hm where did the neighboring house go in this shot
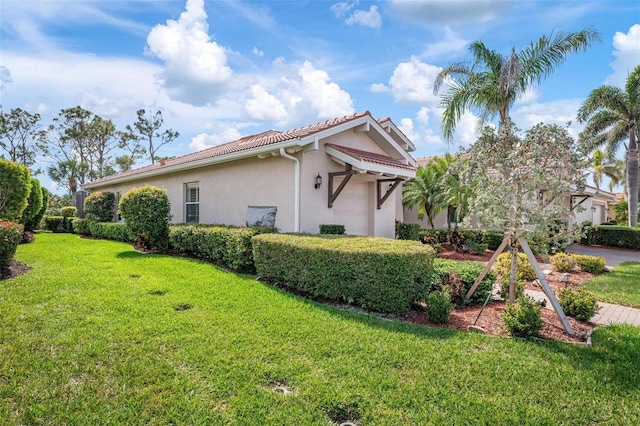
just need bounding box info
[405,156,616,230]
[83,111,417,239]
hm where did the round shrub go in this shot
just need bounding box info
[557,287,599,322]
[502,296,543,338]
[495,252,536,283]
[19,178,43,230]
[23,187,48,231]
[426,288,453,324]
[550,252,577,273]
[572,254,606,274]
[0,221,23,276]
[84,191,115,222]
[0,159,31,221]
[500,280,525,300]
[119,185,172,251]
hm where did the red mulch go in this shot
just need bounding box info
[0,259,32,280]
[407,244,597,344]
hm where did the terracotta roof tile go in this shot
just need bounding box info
[325,143,416,171]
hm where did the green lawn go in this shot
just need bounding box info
[582,262,640,308]
[2,233,640,425]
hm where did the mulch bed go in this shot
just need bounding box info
[0,259,32,280]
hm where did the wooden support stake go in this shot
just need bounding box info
[518,236,575,336]
[465,236,510,300]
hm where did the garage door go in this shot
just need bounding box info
[332,180,370,236]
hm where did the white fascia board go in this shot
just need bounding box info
[298,115,371,147]
[368,119,417,166]
[325,145,416,179]
[84,139,304,189]
[379,120,416,152]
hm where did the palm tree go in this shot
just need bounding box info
[577,65,640,226]
[591,148,625,191]
[402,162,447,229]
[434,27,600,141]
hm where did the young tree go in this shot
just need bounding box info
[0,107,46,175]
[463,122,586,302]
[434,27,600,140]
[125,109,178,164]
[577,65,640,226]
[402,161,447,229]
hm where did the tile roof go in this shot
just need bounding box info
[325,143,416,171]
[85,111,373,187]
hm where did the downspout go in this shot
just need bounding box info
[280,147,300,232]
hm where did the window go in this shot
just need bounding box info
[185,182,199,224]
[448,205,458,224]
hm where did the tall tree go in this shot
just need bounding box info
[125,109,178,164]
[577,65,640,226]
[85,115,118,179]
[0,107,46,175]
[434,27,600,140]
[591,148,624,191]
[402,161,447,229]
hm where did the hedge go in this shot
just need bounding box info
[119,186,171,251]
[84,191,115,222]
[169,224,278,273]
[592,225,640,250]
[0,221,23,276]
[418,229,505,251]
[89,221,135,242]
[252,234,435,314]
[319,224,345,235]
[431,258,496,307]
[43,216,65,233]
[397,223,421,241]
[71,218,92,236]
[0,159,31,222]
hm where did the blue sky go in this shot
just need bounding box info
[1,0,638,194]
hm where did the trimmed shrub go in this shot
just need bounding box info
[23,187,48,231]
[319,224,345,235]
[84,191,115,222]
[426,288,453,324]
[572,254,607,274]
[419,229,449,244]
[473,243,488,255]
[430,258,496,307]
[168,224,277,273]
[592,225,640,250]
[19,178,43,230]
[502,296,543,338]
[252,234,435,314]
[494,252,536,283]
[0,221,23,276]
[579,221,594,245]
[43,216,65,233]
[71,218,92,236]
[482,231,505,251]
[550,253,577,273]
[0,159,31,221]
[119,186,171,251]
[557,287,599,322]
[397,223,421,241]
[60,206,77,233]
[89,221,135,242]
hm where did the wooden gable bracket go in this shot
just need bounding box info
[377,178,402,210]
[570,194,592,211]
[328,164,357,208]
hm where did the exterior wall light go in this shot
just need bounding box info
[315,173,322,189]
[592,206,597,212]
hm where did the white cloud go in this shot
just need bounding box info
[189,126,243,151]
[388,0,506,26]
[146,0,233,105]
[515,87,540,105]
[298,61,354,118]
[346,6,382,29]
[330,2,355,18]
[607,24,640,88]
[422,26,468,59]
[386,56,442,103]
[369,82,389,93]
[512,99,583,139]
[0,66,11,93]
[245,85,288,123]
[398,108,444,150]
[252,46,264,57]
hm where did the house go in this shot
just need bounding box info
[83,111,417,239]
[404,156,617,230]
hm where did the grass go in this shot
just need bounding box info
[1,233,640,424]
[582,262,640,308]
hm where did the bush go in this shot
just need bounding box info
[59,206,78,233]
[432,258,496,307]
[23,187,48,231]
[0,159,31,222]
[494,252,536,283]
[252,234,435,314]
[592,225,640,250]
[502,296,543,338]
[473,243,488,255]
[419,229,449,244]
[319,224,345,235]
[19,178,43,230]
[499,280,526,301]
[169,224,277,273]
[482,231,505,250]
[119,186,172,251]
[579,221,594,245]
[0,221,23,276]
[84,191,115,222]
[43,216,65,233]
[572,254,607,274]
[550,253,577,273]
[89,221,135,242]
[71,218,92,236]
[557,287,599,322]
[397,223,421,241]
[426,288,453,324]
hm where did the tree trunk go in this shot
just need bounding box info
[627,129,638,227]
[509,233,518,303]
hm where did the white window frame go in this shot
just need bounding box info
[185,182,200,224]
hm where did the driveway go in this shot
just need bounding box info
[566,244,640,267]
